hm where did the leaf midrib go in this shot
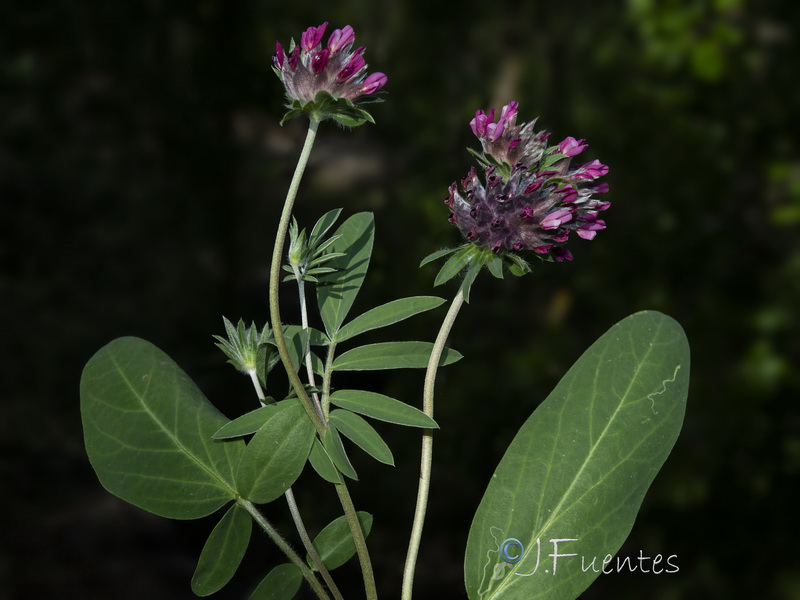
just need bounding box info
[488,322,663,599]
[109,350,237,498]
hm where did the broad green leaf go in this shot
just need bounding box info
[324,423,357,480]
[213,403,278,439]
[237,403,315,503]
[465,311,690,600]
[191,503,252,596]
[329,390,438,428]
[308,438,342,484]
[332,341,462,371]
[330,409,394,466]
[335,296,446,342]
[316,213,375,337]
[307,512,373,571]
[249,563,302,600]
[80,337,244,519]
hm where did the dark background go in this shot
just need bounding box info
[3,1,799,598]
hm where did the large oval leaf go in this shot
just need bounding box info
[236,402,316,504]
[465,311,690,600]
[191,503,252,596]
[80,337,245,519]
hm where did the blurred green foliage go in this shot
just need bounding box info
[3,0,799,598]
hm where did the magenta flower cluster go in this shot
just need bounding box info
[447,102,610,262]
[273,22,387,104]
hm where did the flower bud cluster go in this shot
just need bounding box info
[448,102,610,262]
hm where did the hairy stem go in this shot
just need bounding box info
[248,369,267,406]
[247,373,342,600]
[269,117,326,434]
[269,116,377,600]
[294,272,324,417]
[295,272,375,599]
[284,488,345,600]
[238,499,330,600]
[321,340,337,420]
[401,289,465,600]
[335,481,377,599]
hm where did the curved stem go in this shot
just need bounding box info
[296,273,375,599]
[247,371,342,600]
[285,488,345,600]
[238,499,330,600]
[335,481,378,600]
[269,117,327,435]
[401,289,465,600]
[268,117,377,600]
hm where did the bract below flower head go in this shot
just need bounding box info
[273,22,387,126]
[446,143,610,262]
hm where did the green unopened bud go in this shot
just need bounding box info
[287,218,308,269]
[213,317,276,389]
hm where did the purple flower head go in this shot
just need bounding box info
[470,101,548,169]
[273,22,387,106]
[448,106,610,262]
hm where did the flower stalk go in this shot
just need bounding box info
[269,115,378,600]
[238,499,331,600]
[268,117,326,432]
[246,365,342,600]
[402,288,466,600]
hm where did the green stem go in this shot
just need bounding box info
[248,369,267,406]
[238,499,331,600]
[295,271,375,600]
[247,372,342,600]
[401,289,465,600]
[321,340,337,420]
[270,118,377,599]
[268,117,326,435]
[294,272,324,417]
[335,481,378,600]
[285,488,345,600]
